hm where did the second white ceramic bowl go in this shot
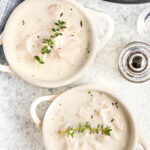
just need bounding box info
[30,85,149,150]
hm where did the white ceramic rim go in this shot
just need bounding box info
[41,85,137,150]
[2,0,98,88]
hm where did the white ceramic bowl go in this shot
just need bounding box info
[0,0,114,88]
[30,85,149,150]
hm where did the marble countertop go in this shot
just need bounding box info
[0,0,150,149]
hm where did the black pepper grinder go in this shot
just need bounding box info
[118,42,150,82]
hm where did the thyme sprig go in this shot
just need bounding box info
[34,20,67,67]
[58,122,112,138]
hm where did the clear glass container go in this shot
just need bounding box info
[137,8,150,41]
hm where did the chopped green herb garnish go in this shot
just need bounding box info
[22,20,25,25]
[34,56,45,64]
[60,13,63,17]
[58,122,112,138]
[111,119,115,122]
[34,20,67,66]
[80,20,83,27]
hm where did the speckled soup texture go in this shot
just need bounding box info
[0,0,150,150]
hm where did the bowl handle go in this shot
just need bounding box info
[138,132,149,150]
[30,95,58,130]
[0,33,14,74]
[85,8,114,51]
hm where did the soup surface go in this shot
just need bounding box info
[45,89,130,150]
[9,0,90,82]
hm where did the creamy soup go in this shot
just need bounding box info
[45,89,131,150]
[10,0,90,82]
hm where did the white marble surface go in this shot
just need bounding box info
[0,0,150,149]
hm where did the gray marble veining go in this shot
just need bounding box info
[0,0,150,149]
